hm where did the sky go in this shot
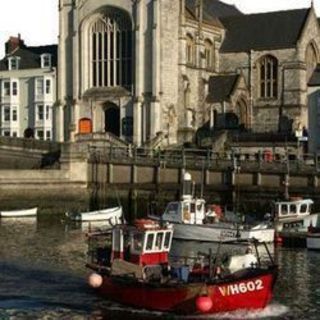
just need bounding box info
[0,0,319,58]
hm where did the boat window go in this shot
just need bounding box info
[281,204,288,215]
[190,203,196,213]
[166,202,179,214]
[300,204,308,213]
[145,233,154,251]
[164,232,171,249]
[155,232,164,250]
[289,204,297,214]
[133,233,143,252]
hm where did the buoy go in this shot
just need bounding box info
[275,235,283,245]
[195,295,213,313]
[88,273,103,288]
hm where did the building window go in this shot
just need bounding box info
[259,55,278,99]
[204,39,214,69]
[12,81,18,96]
[3,81,10,96]
[12,107,18,121]
[46,130,51,140]
[45,79,51,94]
[8,57,20,70]
[37,104,44,120]
[90,9,132,88]
[41,54,52,68]
[36,78,44,95]
[37,130,44,140]
[45,105,51,120]
[12,131,18,137]
[3,106,10,121]
[186,34,195,65]
[3,131,10,137]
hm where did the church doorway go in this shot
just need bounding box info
[104,102,120,136]
[236,97,249,130]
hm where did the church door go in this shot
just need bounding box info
[104,102,120,136]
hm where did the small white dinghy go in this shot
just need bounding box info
[0,207,38,217]
[66,206,123,223]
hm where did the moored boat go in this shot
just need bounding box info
[150,172,274,243]
[273,198,319,232]
[66,206,123,223]
[86,219,277,314]
[0,207,38,217]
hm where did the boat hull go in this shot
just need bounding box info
[276,213,320,232]
[67,206,122,222]
[172,223,275,243]
[0,207,38,217]
[95,269,276,314]
[306,233,320,250]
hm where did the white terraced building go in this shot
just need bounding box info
[0,35,57,140]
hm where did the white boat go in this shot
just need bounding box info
[0,207,38,217]
[150,172,274,243]
[273,198,320,232]
[66,206,123,223]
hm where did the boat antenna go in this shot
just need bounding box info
[200,160,204,199]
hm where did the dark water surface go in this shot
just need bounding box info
[0,215,319,319]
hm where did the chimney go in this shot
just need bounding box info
[5,34,25,55]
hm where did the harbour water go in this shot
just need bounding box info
[0,214,319,319]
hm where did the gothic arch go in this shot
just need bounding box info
[306,41,319,81]
[257,54,278,99]
[104,101,120,136]
[236,96,250,129]
[80,6,133,91]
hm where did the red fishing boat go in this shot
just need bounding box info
[86,219,277,314]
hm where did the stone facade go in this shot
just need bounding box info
[57,0,320,148]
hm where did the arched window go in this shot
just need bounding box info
[90,9,132,89]
[306,42,318,81]
[204,39,214,69]
[186,34,195,65]
[258,55,278,99]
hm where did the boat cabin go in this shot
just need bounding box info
[273,198,313,221]
[162,198,206,224]
[111,220,173,266]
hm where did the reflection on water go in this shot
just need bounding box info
[0,216,319,319]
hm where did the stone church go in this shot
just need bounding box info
[56,0,320,149]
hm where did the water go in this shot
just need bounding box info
[0,215,319,319]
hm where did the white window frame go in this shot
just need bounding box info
[3,81,10,96]
[37,104,44,121]
[45,105,51,120]
[41,54,52,68]
[8,56,20,70]
[36,78,44,95]
[37,129,44,140]
[12,106,18,122]
[45,79,51,94]
[46,130,51,140]
[12,81,18,96]
[3,105,10,122]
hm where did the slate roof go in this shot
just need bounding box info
[308,64,320,86]
[186,0,242,22]
[220,8,310,53]
[0,44,57,71]
[206,74,239,103]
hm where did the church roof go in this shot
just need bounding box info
[0,44,57,71]
[308,64,320,86]
[186,0,242,19]
[220,8,310,53]
[206,74,239,103]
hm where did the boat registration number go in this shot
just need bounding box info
[218,279,264,296]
